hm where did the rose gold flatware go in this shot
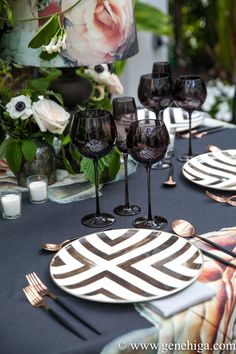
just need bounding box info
[23,285,85,339]
[206,190,228,203]
[163,162,176,187]
[172,219,236,259]
[177,126,225,139]
[26,272,101,334]
[207,144,221,152]
[206,190,236,206]
[42,227,112,251]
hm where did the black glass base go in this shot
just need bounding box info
[177,153,196,162]
[151,160,170,170]
[132,216,167,230]
[81,213,116,228]
[114,205,141,216]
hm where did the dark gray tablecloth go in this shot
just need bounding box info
[0,127,235,354]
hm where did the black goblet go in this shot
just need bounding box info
[127,119,170,230]
[138,73,173,121]
[151,61,172,170]
[112,96,141,216]
[70,109,116,228]
[152,61,171,76]
[174,75,207,162]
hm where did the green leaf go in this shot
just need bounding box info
[80,158,95,184]
[80,149,121,184]
[39,51,59,61]
[135,3,172,36]
[5,142,22,175]
[61,145,75,174]
[0,139,8,159]
[21,140,36,163]
[101,149,121,182]
[69,144,82,161]
[28,14,60,49]
[43,133,54,146]
[46,90,64,106]
[61,134,71,146]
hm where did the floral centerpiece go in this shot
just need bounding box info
[0,62,123,185]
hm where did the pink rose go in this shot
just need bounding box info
[62,0,136,65]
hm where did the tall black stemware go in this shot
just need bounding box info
[138,73,173,121]
[113,97,141,216]
[174,75,207,162]
[127,119,170,230]
[152,61,172,169]
[70,109,116,228]
[152,61,171,76]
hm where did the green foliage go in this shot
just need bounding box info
[21,139,36,163]
[80,149,121,185]
[5,140,22,174]
[28,14,60,48]
[135,2,172,36]
[0,0,14,28]
[215,0,236,81]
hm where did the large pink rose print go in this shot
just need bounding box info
[62,0,138,65]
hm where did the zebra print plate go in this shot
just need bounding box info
[50,229,203,303]
[183,150,236,191]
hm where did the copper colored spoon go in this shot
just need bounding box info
[172,219,236,258]
[207,145,221,153]
[42,227,112,252]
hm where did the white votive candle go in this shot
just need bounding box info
[1,192,21,219]
[29,181,47,202]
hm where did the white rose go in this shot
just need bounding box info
[32,99,70,134]
[6,95,32,120]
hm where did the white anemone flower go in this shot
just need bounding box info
[6,95,33,120]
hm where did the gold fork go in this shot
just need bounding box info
[26,272,101,334]
[23,285,85,339]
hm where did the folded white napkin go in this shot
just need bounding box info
[146,281,216,318]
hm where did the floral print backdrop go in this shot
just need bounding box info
[1,0,138,67]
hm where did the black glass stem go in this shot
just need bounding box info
[174,75,207,162]
[151,61,173,170]
[127,119,170,230]
[70,109,116,227]
[112,96,140,216]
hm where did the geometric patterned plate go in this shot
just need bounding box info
[50,229,203,303]
[182,149,236,191]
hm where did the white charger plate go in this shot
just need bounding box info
[182,150,236,191]
[50,228,203,303]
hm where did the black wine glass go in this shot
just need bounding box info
[112,97,141,216]
[127,119,170,230]
[174,75,207,162]
[138,73,173,121]
[152,61,172,170]
[152,61,171,76]
[70,109,116,228]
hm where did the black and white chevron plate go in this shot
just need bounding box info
[50,229,203,303]
[183,150,236,191]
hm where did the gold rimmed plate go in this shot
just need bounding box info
[182,149,236,191]
[50,229,203,303]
